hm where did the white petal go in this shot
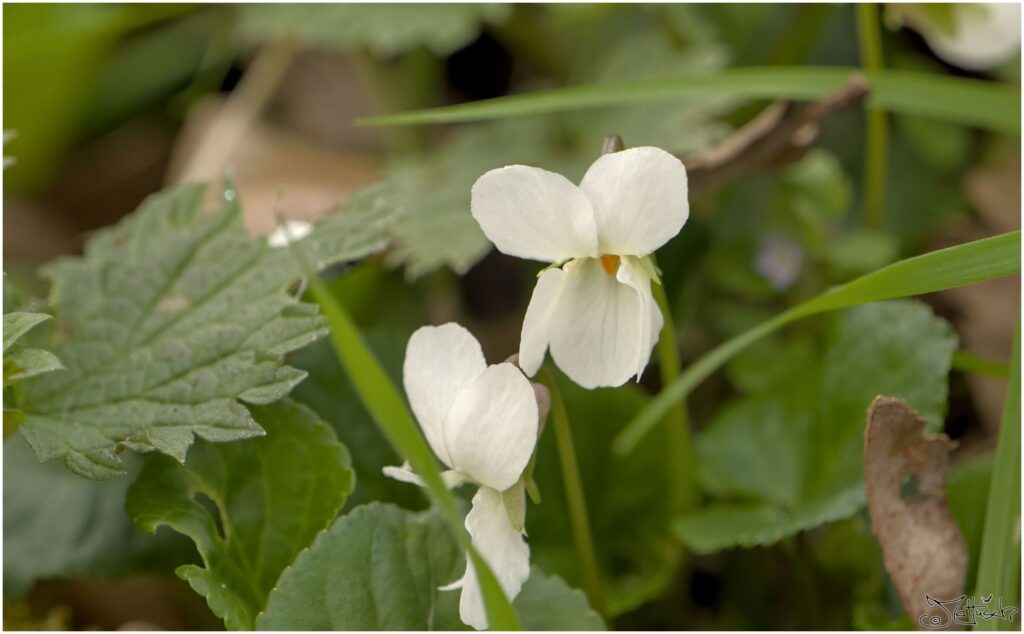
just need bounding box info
[404,324,487,467]
[267,220,313,248]
[617,256,664,381]
[919,4,1021,71]
[443,364,538,491]
[458,487,531,631]
[518,267,567,377]
[381,462,469,489]
[548,258,644,389]
[579,147,689,256]
[471,165,599,262]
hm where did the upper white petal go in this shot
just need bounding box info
[267,220,313,248]
[442,364,539,491]
[471,165,599,262]
[920,4,1021,71]
[547,258,644,389]
[579,147,689,256]
[458,486,531,631]
[403,323,487,467]
[518,267,567,377]
[616,256,664,381]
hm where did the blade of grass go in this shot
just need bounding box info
[952,350,1010,379]
[357,66,1019,135]
[614,231,1021,454]
[973,324,1020,630]
[306,272,521,630]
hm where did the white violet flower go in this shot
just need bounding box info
[267,219,313,248]
[471,146,689,389]
[890,3,1021,71]
[383,323,540,630]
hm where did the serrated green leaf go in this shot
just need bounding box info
[17,182,394,479]
[257,502,604,630]
[677,300,958,553]
[237,4,509,57]
[126,399,355,630]
[3,312,50,353]
[3,434,192,597]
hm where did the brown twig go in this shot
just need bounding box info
[681,74,870,197]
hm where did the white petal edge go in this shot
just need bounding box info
[518,267,567,377]
[921,4,1021,71]
[471,165,599,263]
[381,462,470,489]
[404,323,487,467]
[267,219,313,248]
[579,146,689,256]
[548,258,644,389]
[457,487,531,631]
[443,363,539,491]
[617,256,664,381]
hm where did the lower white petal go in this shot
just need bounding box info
[617,256,664,381]
[548,258,644,389]
[458,487,531,631]
[518,267,567,377]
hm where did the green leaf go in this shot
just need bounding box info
[947,456,994,588]
[17,182,394,479]
[257,503,604,630]
[974,326,1020,628]
[304,259,522,629]
[3,312,50,353]
[357,67,1020,135]
[3,434,192,597]
[236,4,509,57]
[615,231,1020,454]
[677,300,958,552]
[4,348,64,383]
[126,399,355,630]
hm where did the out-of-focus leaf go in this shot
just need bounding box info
[126,400,354,630]
[17,182,395,479]
[947,456,994,587]
[677,300,958,552]
[528,374,677,616]
[257,503,604,630]
[236,4,510,57]
[3,434,193,597]
[3,312,50,352]
[358,67,1020,135]
[4,348,64,383]
[863,397,965,627]
[824,229,899,280]
[617,231,1020,453]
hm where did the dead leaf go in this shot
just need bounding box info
[864,396,967,630]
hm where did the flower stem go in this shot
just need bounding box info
[856,3,888,230]
[651,281,697,514]
[539,367,607,618]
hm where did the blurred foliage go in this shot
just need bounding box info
[3,2,1020,631]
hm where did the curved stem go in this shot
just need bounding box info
[856,3,888,229]
[539,367,607,618]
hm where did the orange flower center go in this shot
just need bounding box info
[600,254,620,276]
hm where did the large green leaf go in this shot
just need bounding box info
[676,300,958,552]
[236,4,509,57]
[3,434,192,597]
[17,182,394,479]
[257,502,604,630]
[358,66,1020,135]
[615,231,1020,454]
[126,399,355,630]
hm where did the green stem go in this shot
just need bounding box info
[856,3,888,229]
[651,281,697,514]
[539,368,607,618]
[952,349,1011,379]
[973,324,1020,630]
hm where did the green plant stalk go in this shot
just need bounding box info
[973,324,1020,631]
[539,367,607,619]
[307,273,520,630]
[952,350,1011,378]
[615,230,1021,454]
[651,282,696,514]
[857,3,889,229]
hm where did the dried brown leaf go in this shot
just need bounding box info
[864,396,967,630]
